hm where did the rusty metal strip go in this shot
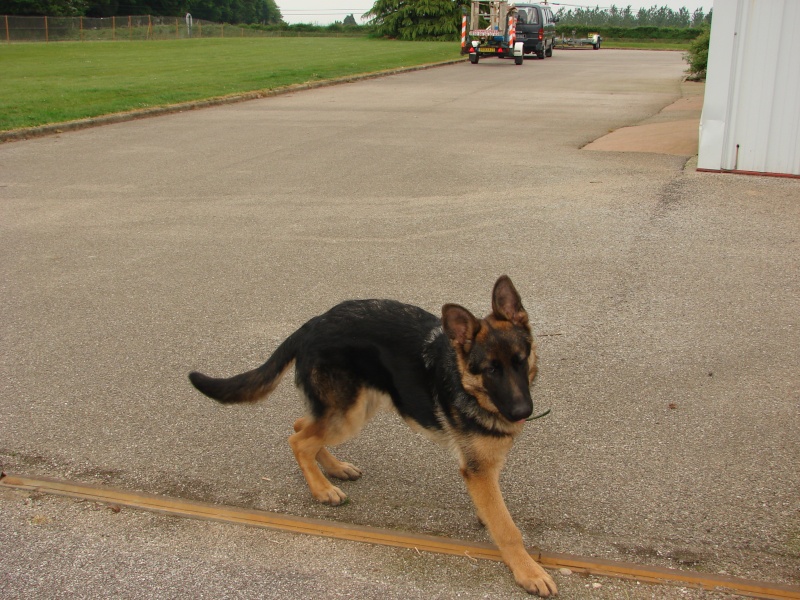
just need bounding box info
[2,472,798,600]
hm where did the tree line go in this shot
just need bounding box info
[364,2,709,41]
[557,5,710,28]
[5,1,710,35]
[3,0,283,24]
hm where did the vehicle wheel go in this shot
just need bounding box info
[469,53,479,64]
[593,41,600,50]
[545,42,553,57]
[515,55,523,65]
[537,46,545,59]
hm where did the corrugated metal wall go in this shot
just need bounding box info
[697,0,800,176]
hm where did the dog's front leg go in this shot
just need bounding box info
[461,467,557,597]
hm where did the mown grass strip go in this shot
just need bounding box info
[0,38,461,132]
[600,39,691,50]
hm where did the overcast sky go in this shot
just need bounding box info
[279,1,712,25]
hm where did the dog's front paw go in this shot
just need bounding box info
[515,566,558,597]
[312,485,349,506]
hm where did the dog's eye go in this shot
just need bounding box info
[485,361,502,375]
[512,354,527,366]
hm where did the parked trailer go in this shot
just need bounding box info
[461,0,525,65]
[556,30,602,50]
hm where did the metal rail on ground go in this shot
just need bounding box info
[1,472,798,600]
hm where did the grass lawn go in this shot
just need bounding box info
[0,38,462,131]
[601,39,691,51]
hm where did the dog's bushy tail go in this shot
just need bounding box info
[188,326,304,405]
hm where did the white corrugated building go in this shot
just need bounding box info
[697,0,800,177]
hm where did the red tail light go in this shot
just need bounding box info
[538,28,544,40]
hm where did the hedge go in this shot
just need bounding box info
[556,25,703,40]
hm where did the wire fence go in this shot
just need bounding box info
[1,15,362,43]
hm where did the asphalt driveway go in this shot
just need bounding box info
[1,49,798,598]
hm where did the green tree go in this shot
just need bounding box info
[5,0,89,16]
[4,0,284,23]
[184,0,282,23]
[85,0,119,18]
[555,4,708,29]
[260,0,281,24]
[684,23,710,79]
[364,0,465,40]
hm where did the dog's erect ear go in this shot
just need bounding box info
[442,304,480,353]
[492,275,529,326]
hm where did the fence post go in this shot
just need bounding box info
[221,23,224,38]
[112,15,115,40]
[45,16,48,42]
[148,14,152,39]
[129,15,132,41]
[5,15,9,44]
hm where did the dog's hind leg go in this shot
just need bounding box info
[289,417,350,505]
[293,417,363,481]
[289,386,380,505]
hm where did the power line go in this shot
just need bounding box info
[279,8,371,12]
[281,10,370,14]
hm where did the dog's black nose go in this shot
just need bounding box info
[508,401,533,422]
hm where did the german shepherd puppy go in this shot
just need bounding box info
[189,275,557,596]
